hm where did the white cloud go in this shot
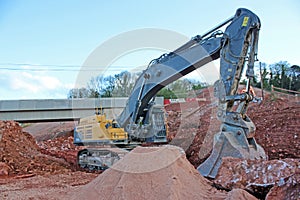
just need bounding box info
[10,72,63,92]
[11,75,40,92]
[0,70,75,100]
[35,75,62,90]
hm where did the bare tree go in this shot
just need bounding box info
[67,87,90,98]
[112,71,140,97]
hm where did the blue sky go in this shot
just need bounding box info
[0,0,299,99]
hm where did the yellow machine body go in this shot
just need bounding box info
[74,114,128,145]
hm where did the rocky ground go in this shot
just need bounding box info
[166,88,300,167]
[0,87,299,199]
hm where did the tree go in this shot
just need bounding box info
[87,76,105,98]
[112,71,139,97]
[157,88,176,99]
[268,61,300,92]
[157,78,207,99]
[68,74,116,98]
[67,87,90,98]
[289,65,300,91]
[253,62,271,90]
[269,61,288,89]
[167,79,191,98]
[101,75,115,97]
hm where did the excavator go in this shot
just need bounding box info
[74,8,266,178]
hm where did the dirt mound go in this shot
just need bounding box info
[166,87,220,167]
[24,122,82,170]
[0,121,71,176]
[24,122,75,142]
[68,145,230,200]
[226,189,258,200]
[248,94,300,160]
[165,88,300,168]
[38,135,83,169]
[163,88,299,199]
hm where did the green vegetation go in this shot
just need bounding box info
[67,61,299,99]
[253,61,299,93]
[157,79,206,99]
[68,70,207,99]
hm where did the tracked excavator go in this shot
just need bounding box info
[74,8,266,178]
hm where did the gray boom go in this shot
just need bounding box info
[118,8,257,130]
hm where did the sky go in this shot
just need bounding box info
[0,0,299,100]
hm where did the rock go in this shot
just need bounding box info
[214,157,299,197]
[225,189,258,200]
[0,162,11,176]
[38,134,82,169]
[266,173,300,200]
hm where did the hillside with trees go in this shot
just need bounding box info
[254,61,299,93]
[68,70,207,99]
[67,61,299,99]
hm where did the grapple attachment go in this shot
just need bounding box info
[198,80,267,178]
[197,124,266,178]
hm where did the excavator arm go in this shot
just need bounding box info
[116,8,266,177]
[118,8,257,133]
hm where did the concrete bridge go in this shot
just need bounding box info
[0,98,164,123]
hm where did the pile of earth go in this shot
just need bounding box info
[248,93,300,160]
[0,121,71,176]
[24,121,83,170]
[165,87,300,168]
[164,87,299,199]
[37,135,82,170]
[67,145,258,200]
[166,87,221,166]
[24,122,76,142]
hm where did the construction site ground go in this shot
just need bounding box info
[0,87,299,199]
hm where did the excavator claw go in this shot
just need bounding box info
[198,79,267,179]
[197,126,266,178]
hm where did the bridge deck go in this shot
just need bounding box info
[0,98,163,123]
